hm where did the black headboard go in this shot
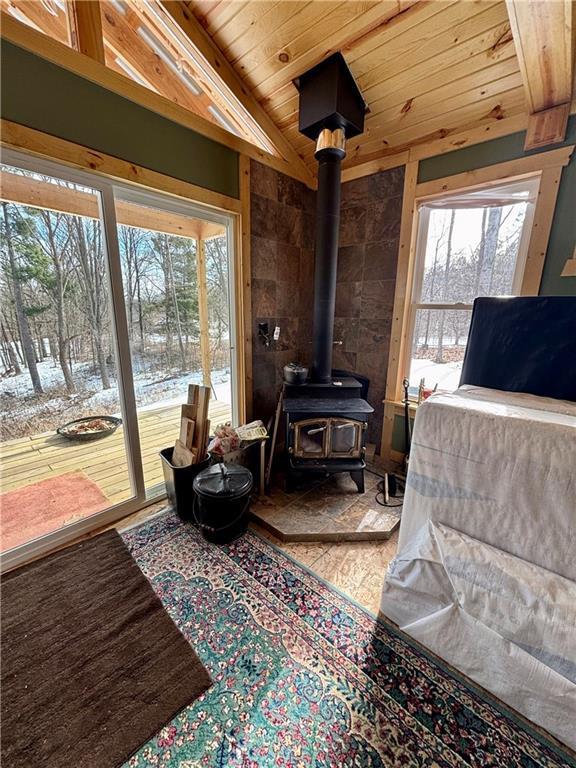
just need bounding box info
[459,297,576,402]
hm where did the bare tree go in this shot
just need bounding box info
[1,318,21,375]
[475,206,503,295]
[153,234,186,371]
[119,225,149,353]
[1,202,43,393]
[205,236,229,351]
[421,213,449,350]
[71,216,110,389]
[36,209,75,393]
[435,209,456,363]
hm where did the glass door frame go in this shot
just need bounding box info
[0,147,238,572]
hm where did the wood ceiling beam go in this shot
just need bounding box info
[71,1,105,64]
[126,2,259,142]
[0,170,225,240]
[523,103,571,151]
[159,1,316,186]
[505,0,574,149]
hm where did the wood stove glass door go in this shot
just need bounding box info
[329,419,363,457]
[293,419,329,458]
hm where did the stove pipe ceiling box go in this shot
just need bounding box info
[294,52,367,141]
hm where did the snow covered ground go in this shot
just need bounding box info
[0,360,232,440]
[410,357,463,393]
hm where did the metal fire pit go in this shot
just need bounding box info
[57,415,122,442]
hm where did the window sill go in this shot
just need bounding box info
[383,399,419,414]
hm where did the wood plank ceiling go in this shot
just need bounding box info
[181,0,531,171]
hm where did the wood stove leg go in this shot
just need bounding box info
[350,470,365,494]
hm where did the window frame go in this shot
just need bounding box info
[0,5,316,187]
[405,174,540,392]
[1,0,270,152]
[0,131,249,573]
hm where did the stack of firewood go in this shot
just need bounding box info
[171,384,211,467]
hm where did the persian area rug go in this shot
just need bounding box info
[0,471,109,551]
[123,512,576,768]
[1,529,211,768]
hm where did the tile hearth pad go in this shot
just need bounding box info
[251,471,401,542]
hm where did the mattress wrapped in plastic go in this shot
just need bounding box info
[380,386,576,748]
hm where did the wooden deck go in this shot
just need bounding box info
[0,400,232,505]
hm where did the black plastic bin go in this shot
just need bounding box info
[159,447,211,521]
[193,463,253,544]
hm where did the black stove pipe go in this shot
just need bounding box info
[311,129,346,383]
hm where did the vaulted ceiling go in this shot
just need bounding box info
[182,0,575,171]
[1,0,573,179]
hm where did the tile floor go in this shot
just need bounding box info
[251,469,402,541]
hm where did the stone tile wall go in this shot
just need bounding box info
[332,167,404,448]
[250,160,404,450]
[250,160,315,423]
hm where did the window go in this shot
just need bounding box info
[0,161,133,549]
[407,177,539,394]
[113,187,236,496]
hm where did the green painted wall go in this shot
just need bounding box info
[1,42,239,198]
[418,115,576,296]
[391,414,414,455]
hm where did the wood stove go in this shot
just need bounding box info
[284,378,372,492]
[283,53,373,493]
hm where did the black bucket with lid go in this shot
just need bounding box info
[193,463,253,543]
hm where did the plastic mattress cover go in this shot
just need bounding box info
[397,386,576,581]
[380,386,576,749]
[381,521,576,749]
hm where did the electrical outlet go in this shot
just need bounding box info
[257,321,271,347]
[273,326,281,341]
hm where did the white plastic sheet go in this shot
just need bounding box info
[381,387,576,748]
[382,521,576,749]
[397,386,576,580]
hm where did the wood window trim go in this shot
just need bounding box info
[379,145,574,461]
[0,12,315,188]
[1,119,252,426]
[237,154,252,425]
[71,0,105,64]
[0,166,227,240]
[413,146,572,198]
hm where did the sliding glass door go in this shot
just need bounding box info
[0,161,135,553]
[113,187,236,496]
[0,149,237,563]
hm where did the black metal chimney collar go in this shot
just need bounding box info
[294,52,367,142]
